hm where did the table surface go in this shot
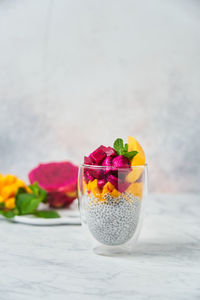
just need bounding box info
[0,194,199,300]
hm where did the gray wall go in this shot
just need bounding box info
[0,0,199,193]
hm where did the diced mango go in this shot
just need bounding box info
[5,197,15,209]
[4,174,17,185]
[87,179,97,191]
[1,184,18,200]
[87,179,101,199]
[128,136,145,166]
[102,182,115,196]
[126,182,144,199]
[111,189,121,198]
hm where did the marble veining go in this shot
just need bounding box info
[0,194,199,300]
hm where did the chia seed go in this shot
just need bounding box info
[85,193,141,246]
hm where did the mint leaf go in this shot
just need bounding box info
[28,182,47,203]
[34,210,60,219]
[113,138,124,155]
[16,193,41,215]
[113,138,139,161]
[123,151,138,160]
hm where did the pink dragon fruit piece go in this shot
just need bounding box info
[28,161,78,208]
[88,168,103,180]
[107,174,118,189]
[102,156,113,166]
[84,156,93,165]
[102,156,113,177]
[84,170,95,183]
[89,146,106,165]
[118,180,130,193]
[112,155,130,169]
[99,146,117,157]
[97,178,107,189]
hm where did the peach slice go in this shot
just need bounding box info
[125,167,144,183]
[126,136,145,183]
[128,136,145,166]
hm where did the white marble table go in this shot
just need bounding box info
[0,194,199,300]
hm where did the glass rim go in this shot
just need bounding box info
[80,163,148,169]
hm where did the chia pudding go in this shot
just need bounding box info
[81,137,145,247]
[85,193,141,246]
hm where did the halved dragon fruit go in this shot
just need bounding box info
[28,162,78,208]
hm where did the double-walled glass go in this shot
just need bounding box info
[78,164,148,255]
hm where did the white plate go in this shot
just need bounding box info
[1,200,81,226]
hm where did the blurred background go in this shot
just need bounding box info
[0,0,199,193]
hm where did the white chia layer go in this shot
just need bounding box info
[85,193,141,246]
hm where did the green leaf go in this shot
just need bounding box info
[124,143,128,152]
[28,182,47,203]
[113,138,124,155]
[16,193,41,215]
[34,210,60,219]
[1,210,16,219]
[17,187,27,195]
[0,202,5,209]
[123,151,138,160]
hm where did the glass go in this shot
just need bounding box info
[78,164,148,256]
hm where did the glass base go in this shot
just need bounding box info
[93,244,133,256]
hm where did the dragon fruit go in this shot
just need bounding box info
[102,156,113,176]
[107,174,118,189]
[112,155,130,169]
[97,178,107,189]
[84,170,94,183]
[84,156,93,165]
[28,162,78,208]
[89,146,106,165]
[117,180,130,193]
[102,156,113,166]
[99,146,116,157]
[84,143,132,193]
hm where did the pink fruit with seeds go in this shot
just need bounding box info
[28,161,78,208]
[89,146,106,165]
[97,178,107,189]
[112,155,130,169]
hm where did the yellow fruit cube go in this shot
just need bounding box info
[111,189,121,198]
[4,174,17,185]
[1,184,18,200]
[126,182,144,199]
[5,197,15,209]
[102,182,115,196]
